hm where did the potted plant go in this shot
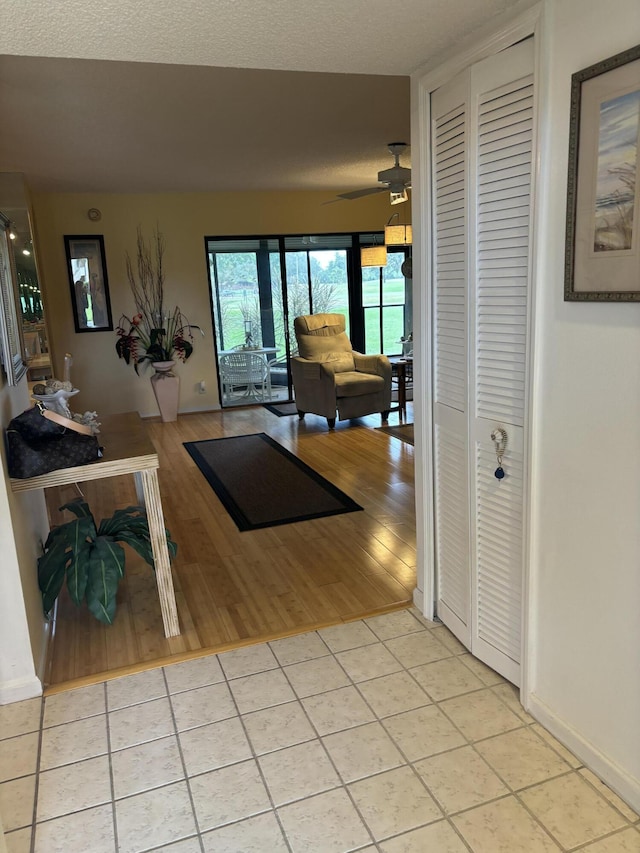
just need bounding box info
[115,226,203,421]
[38,498,177,625]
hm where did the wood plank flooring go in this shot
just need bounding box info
[44,405,416,691]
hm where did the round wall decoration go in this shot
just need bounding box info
[87,208,102,222]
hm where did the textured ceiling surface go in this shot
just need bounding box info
[0,0,529,194]
[4,0,526,76]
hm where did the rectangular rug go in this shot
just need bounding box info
[184,432,362,531]
[263,401,298,417]
[375,423,414,446]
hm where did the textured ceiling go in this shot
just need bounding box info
[0,0,530,194]
[3,0,527,76]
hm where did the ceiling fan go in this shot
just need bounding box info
[333,142,411,203]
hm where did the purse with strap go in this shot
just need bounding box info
[6,403,103,479]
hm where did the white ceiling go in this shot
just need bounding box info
[0,0,529,194]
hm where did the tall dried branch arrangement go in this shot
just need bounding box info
[125,226,166,329]
[116,225,203,372]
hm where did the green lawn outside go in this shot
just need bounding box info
[218,278,407,356]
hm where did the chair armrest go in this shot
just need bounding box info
[353,353,392,381]
[291,356,325,382]
[291,357,338,418]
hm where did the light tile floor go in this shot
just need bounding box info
[2,608,639,853]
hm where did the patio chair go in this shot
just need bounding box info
[219,351,272,402]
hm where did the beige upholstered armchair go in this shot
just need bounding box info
[291,313,392,429]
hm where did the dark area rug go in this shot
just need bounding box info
[376,423,414,446]
[184,432,362,531]
[263,401,298,417]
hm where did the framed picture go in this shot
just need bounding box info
[565,44,640,301]
[64,235,113,331]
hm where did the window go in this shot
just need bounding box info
[361,237,409,355]
[206,233,410,407]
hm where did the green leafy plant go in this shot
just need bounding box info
[38,498,178,625]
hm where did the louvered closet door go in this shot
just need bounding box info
[432,73,471,647]
[431,38,534,686]
[469,39,534,685]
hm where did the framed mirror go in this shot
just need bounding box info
[0,213,27,385]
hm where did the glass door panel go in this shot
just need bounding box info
[210,250,259,352]
[268,248,291,395]
[361,248,409,355]
[364,306,381,353]
[284,251,310,355]
[382,252,407,353]
[208,238,280,407]
[309,249,350,336]
[283,236,353,348]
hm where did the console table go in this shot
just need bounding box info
[10,411,180,638]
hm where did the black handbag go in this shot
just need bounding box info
[6,404,103,479]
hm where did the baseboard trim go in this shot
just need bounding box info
[0,674,42,705]
[528,693,640,813]
[35,618,51,686]
[412,586,423,611]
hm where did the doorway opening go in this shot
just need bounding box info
[206,233,411,408]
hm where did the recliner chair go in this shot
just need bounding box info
[291,313,392,429]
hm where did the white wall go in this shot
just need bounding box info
[0,377,49,704]
[528,0,640,808]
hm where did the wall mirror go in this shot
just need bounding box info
[6,208,51,383]
[0,213,28,385]
[0,174,51,387]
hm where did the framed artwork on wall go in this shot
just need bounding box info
[64,235,114,332]
[564,43,640,301]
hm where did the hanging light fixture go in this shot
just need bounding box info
[361,245,387,267]
[385,224,413,246]
[385,213,412,246]
[390,189,408,205]
[361,231,387,267]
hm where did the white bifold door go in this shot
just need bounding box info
[431,38,534,686]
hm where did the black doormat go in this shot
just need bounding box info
[375,423,414,446]
[184,432,362,531]
[263,402,298,417]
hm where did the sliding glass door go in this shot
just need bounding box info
[207,234,410,408]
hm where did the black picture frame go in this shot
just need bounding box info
[64,235,114,331]
[564,44,640,301]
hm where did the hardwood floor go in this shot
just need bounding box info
[44,404,416,692]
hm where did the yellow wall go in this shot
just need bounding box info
[32,190,400,417]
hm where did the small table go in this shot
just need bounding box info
[388,357,413,420]
[10,411,180,638]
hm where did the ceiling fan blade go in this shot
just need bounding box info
[337,186,388,201]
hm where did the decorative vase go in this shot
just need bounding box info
[150,361,179,423]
